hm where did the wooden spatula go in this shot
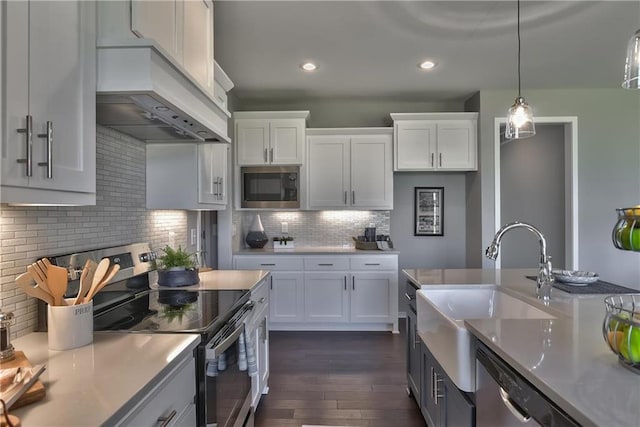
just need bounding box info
[46,265,69,306]
[73,259,94,306]
[16,273,54,305]
[84,264,120,303]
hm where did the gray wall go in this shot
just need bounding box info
[0,126,189,336]
[500,124,565,268]
[474,89,640,288]
[392,173,467,309]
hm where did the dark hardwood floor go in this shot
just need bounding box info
[255,321,426,427]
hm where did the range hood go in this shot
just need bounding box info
[96,44,231,143]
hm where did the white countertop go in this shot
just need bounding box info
[151,269,269,291]
[8,332,200,426]
[407,268,640,427]
[234,246,400,255]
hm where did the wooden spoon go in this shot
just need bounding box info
[83,258,110,303]
[74,259,93,305]
[15,273,54,305]
[46,265,69,306]
[84,264,120,303]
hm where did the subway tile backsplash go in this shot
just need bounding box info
[234,210,391,250]
[0,126,187,337]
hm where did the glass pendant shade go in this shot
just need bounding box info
[505,96,536,139]
[623,29,640,89]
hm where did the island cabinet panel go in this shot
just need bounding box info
[420,342,474,427]
[233,253,398,332]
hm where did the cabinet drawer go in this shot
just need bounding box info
[350,256,397,270]
[118,355,195,426]
[304,256,349,270]
[234,256,304,271]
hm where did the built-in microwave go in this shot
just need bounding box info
[241,166,300,209]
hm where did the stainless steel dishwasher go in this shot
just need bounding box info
[476,341,580,427]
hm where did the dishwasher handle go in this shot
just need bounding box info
[499,387,532,423]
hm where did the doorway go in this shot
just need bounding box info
[493,117,578,270]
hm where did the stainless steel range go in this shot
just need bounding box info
[40,243,254,427]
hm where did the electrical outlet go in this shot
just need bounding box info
[281,222,288,233]
[190,228,197,245]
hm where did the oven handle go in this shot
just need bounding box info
[208,323,245,358]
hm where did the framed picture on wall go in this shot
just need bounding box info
[414,187,444,236]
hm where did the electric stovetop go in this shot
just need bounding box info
[93,288,250,334]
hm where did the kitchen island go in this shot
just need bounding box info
[151,269,270,291]
[406,268,640,427]
[8,332,200,426]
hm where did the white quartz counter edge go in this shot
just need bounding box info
[234,247,400,255]
[10,332,200,426]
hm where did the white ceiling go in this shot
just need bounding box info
[214,1,640,102]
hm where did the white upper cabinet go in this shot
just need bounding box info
[391,113,478,171]
[307,129,393,210]
[235,112,310,165]
[147,143,228,210]
[99,0,216,98]
[1,1,96,205]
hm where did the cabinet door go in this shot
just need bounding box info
[131,0,178,57]
[258,316,269,397]
[237,119,269,165]
[198,144,227,205]
[350,272,393,323]
[436,120,477,170]
[5,1,96,194]
[350,135,393,209]
[407,308,421,403]
[270,119,305,164]
[304,272,349,322]
[443,374,475,427]
[182,0,213,94]
[307,135,350,209]
[395,121,437,171]
[269,272,304,323]
[421,343,442,427]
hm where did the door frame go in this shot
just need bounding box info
[493,116,579,270]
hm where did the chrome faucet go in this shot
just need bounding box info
[485,221,554,301]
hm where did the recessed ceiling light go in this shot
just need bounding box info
[419,60,437,70]
[301,62,317,72]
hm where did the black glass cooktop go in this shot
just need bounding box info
[93,288,250,334]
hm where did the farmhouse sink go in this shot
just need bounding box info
[416,286,555,392]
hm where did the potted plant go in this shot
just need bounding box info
[155,245,199,287]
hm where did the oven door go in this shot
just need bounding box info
[205,310,254,427]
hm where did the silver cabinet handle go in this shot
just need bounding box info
[344,191,348,205]
[212,177,218,197]
[264,148,268,163]
[258,297,265,304]
[352,276,355,291]
[260,263,276,266]
[37,121,53,178]
[269,147,274,163]
[344,276,347,291]
[318,263,334,266]
[364,263,380,266]
[404,293,415,301]
[157,409,177,427]
[16,115,33,177]
[439,153,442,167]
[430,366,435,399]
[431,152,434,167]
[499,387,532,423]
[352,190,355,205]
[434,371,443,405]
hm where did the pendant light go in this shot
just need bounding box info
[623,29,640,89]
[505,0,535,139]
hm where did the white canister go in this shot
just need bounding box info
[47,299,93,351]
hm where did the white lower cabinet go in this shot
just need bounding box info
[248,278,270,411]
[268,272,305,323]
[234,254,398,332]
[117,353,196,426]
